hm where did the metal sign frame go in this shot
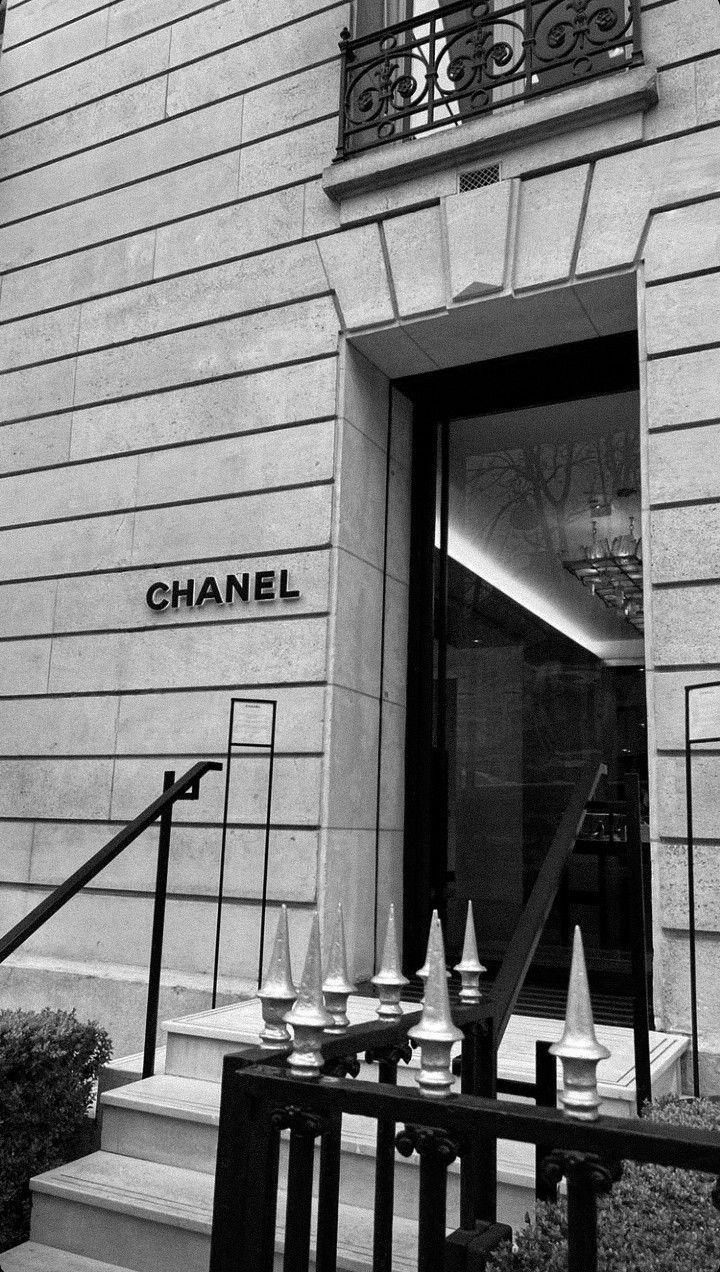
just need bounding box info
[684,679,720,1096]
[211,697,277,1008]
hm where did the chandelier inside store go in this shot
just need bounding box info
[563,515,644,633]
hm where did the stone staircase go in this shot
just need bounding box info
[3,998,688,1272]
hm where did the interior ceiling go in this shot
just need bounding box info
[364,275,644,663]
[449,390,640,456]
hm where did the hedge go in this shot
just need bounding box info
[488,1095,720,1272]
[0,1008,112,1253]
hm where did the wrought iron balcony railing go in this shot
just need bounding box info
[336,0,643,158]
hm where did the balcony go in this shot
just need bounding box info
[334,0,643,160]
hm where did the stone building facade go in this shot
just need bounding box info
[0,0,719,1075]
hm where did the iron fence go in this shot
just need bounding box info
[336,0,643,158]
[209,1012,555,1272]
[212,1058,720,1272]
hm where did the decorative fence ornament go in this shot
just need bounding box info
[550,925,610,1121]
[454,900,486,1002]
[322,902,357,1033]
[284,911,333,1077]
[409,915,462,1096]
[371,903,409,1018]
[416,906,437,988]
[417,908,450,1003]
[258,903,296,1049]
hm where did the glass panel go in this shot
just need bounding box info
[439,397,646,970]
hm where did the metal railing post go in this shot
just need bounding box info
[567,1160,599,1272]
[475,1017,498,1224]
[629,0,643,64]
[316,1111,342,1272]
[334,28,350,160]
[535,1040,558,1203]
[142,769,176,1079]
[625,772,652,1112]
[369,1049,405,1272]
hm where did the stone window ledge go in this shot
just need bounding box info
[322,63,658,204]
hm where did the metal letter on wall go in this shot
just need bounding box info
[211,698,277,1007]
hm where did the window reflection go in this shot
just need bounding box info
[437,400,647,973]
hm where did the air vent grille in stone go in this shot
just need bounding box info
[459,165,500,193]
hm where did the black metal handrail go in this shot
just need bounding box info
[0,759,222,1077]
[492,757,604,1045]
[488,760,652,1112]
[213,1058,720,1272]
[336,0,643,158]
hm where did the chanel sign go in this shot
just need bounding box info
[146,568,301,612]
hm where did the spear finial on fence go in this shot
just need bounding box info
[371,903,409,1019]
[258,904,296,1049]
[454,900,486,1002]
[550,925,610,1121]
[416,907,437,985]
[322,902,357,1034]
[417,909,450,1003]
[409,914,462,1096]
[284,911,332,1077]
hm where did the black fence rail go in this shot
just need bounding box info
[212,1057,720,1272]
[336,0,643,158]
[209,1011,558,1272]
[0,759,222,1078]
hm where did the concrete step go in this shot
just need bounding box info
[163,996,688,1116]
[28,1151,420,1272]
[99,1072,535,1230]
[1,1242,135,1272]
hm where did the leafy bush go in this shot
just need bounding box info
[489,1095,720,1271]
[0,1008,112,1253]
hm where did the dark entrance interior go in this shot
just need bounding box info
[400,333,650,1019]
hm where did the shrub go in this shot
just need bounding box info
[0,1007,112,1253]
[489,1095,720,1272]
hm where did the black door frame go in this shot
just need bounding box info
[398,332,641,974]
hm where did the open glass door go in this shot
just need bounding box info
[403,337,649,1014]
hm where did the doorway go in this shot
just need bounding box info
[401,333,649,1013]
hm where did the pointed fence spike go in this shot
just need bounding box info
[371,903,409,1019]
[284,912,333,1077]
[454,900,487,1002]
[322,902,357,1034]
[417,908,439,981]
[417,911,449,1003]
[550,926,610,1121]
[258,904,296,1049]
[409,915,462,1096]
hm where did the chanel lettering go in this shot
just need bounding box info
[146,568,301,612]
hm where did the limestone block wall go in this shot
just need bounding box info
[643,200,720,1086]
[0,0,372,1051]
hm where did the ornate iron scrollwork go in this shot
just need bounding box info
[365,1042,413,1068]
[270,1106,330,1138]
[322,1054,361,1079]
[395,1123,461,1166]
[340,0,636,156]
[541,1149,623,1194]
